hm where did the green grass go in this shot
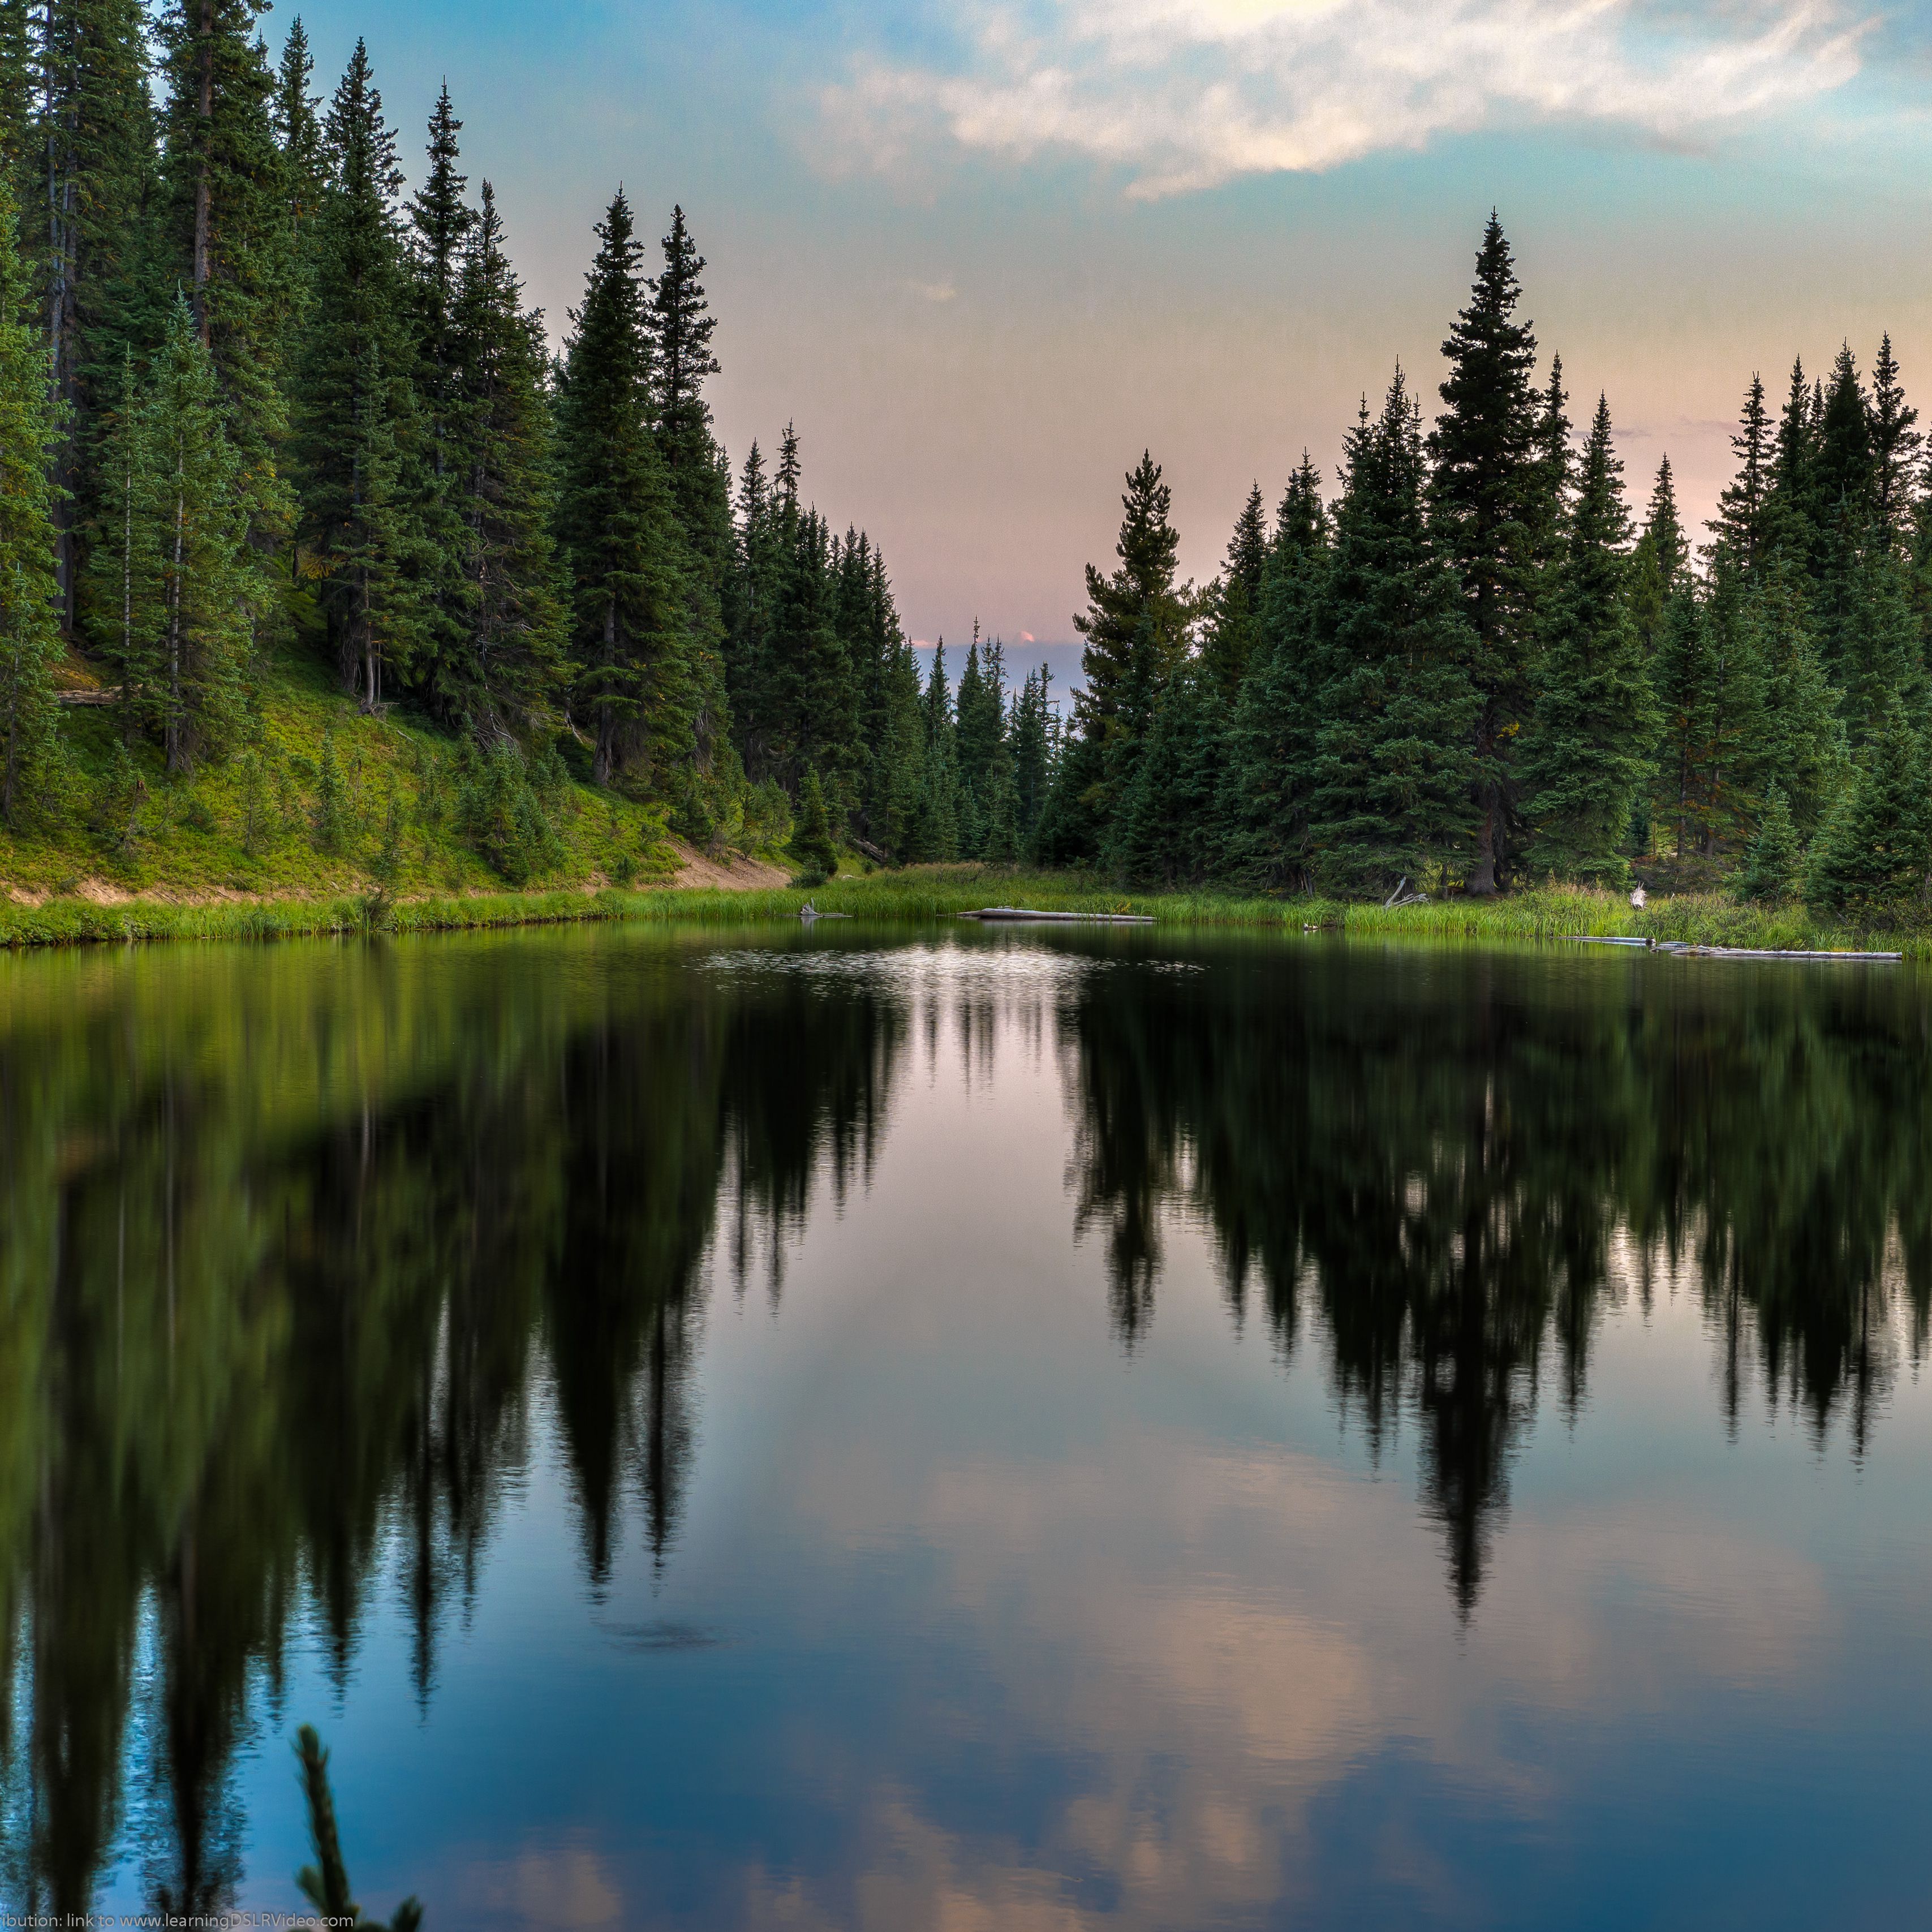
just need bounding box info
[2,860,1917,957]
[0,646,696,900]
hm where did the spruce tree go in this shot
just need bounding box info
[35,0,157,626]
[910,638,958,860]
[1222,451,1328,888]
[272,18,326,278]
[1009,662,1056,851]
[1044,451,1188,863]
[155,0,292,545]
[1629,455,1685,658]
[1804,690,1927,921]
[406,84,477,708]
[1868,332,1918,552]
[1735,782,1801,903]
[442,180,565,732]
[1651,567,1766,860]
[1763,355,1818,570]
[291,40,425,707]
[119,297,256,771]
[788,763,837,880]
[648,204,730,575]
[554,190,694,786]
[1518,395,1659,884]
[1115,651,1221,886]
[1310,371,1479,893]
[1428,216,1542,892]
[1712,373,1772,569]
[1203,485,1266,706]
[0,175,65,824]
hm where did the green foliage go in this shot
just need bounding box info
[315,729,345,850]
[1804,692,1929,923]
[1518,395,1660,885]
[0,174,67,826]
[1307,369,1478,893]
[452,738,565,884]
[788,764,838,881]
[296,1726,423,1932]
[1735,782,1801,904]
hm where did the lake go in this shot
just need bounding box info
[1,924,1927,1929]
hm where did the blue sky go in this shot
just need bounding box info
[291,1,1932,648]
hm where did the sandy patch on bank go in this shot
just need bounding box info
[666,840,789,890]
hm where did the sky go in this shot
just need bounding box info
[289,0,1932,655]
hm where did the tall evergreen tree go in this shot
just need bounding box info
[35,0,157,626]
[291,40,424,707]
[1804,690,1928,920]
[1712,373,1772,568]
[441,180,564,733]
[554,190,692,786]
[1868,332,1918,552]
[104,295,255,771]
[1518,395,1659,884]
[1629,455,1685,657]
[0,174,65,823]
[155,0,291,545]
[1310,371,1479,892]
[1428,214,1542,892]
[648,204,729,572]
[1222,451,1328,887]
[272,18,325,271]
[1040,450,1187,864]
[910,637,958,860]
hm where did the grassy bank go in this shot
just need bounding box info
[1,865,1920,956]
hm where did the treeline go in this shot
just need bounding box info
[1037,217,1932,916]
[0,1,1031,875]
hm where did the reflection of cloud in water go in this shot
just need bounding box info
[754,1425,1827,1930]
[454,1844,623,1929]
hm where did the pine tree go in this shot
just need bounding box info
[1629,455,1685,658]
[1115,650,1221,885]
[155,0,292,545]
[1868,332,1918,552]
[788,763,837,880]
[0,174,65,824]
[648,204,729,574]
[1310,370,1479,893]
[555,191,694,788]
[272,17,326,281]
[1712,373,1772,568]
[955,626,1008,857]
[1428,214,1543,892]
[1735,782,1800,903]
[1750,572,1843,837]
[1009,662,1056,850]
[1651,567,1765,860]
[442,180,565,732]
[35,0,157,627]
[122,297,256,771]
[910,638,958,860]
[1222,451,1328,888]
[1518,395,1659,884]
[1203,485,1266,707]
[1804,690,1927,920]
[1044,451,1188,863]
[1763,355,1818,570]
[291,40,425,707]
[406,84,477,709]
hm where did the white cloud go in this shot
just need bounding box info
[824,0,1870,197]
[909,277,959,301]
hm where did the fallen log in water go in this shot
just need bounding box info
[1563,935,1901,963]
[961,907,1156,926]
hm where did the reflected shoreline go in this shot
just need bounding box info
[1,927,1924,1917]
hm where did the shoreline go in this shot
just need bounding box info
[0,870,1919,957]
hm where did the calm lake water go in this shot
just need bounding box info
[1,924,1929,1930]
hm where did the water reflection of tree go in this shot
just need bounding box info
[1059,945,1932,1613]
[0,937,901,1918]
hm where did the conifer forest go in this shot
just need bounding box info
[0,5,1926,922]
